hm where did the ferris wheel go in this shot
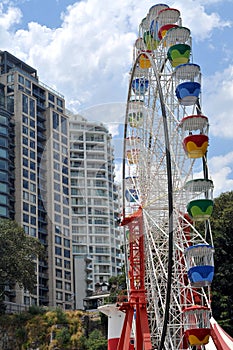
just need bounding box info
[121,4,215,350]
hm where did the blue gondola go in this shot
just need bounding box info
[132,78,149,95]
[175,81,201,106]
[125,189,139,202]
[185,244,214,287]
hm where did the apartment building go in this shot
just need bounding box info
[69,114,123,310]
[0,51,73,310]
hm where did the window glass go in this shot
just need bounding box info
[0,126,7,135]
[53,112,59,130]
[0,115,7,125]
[22,94,28,114]
[0,194,7,204]
[0,149,7,158]
[29,99,35,118]
[55,247,62,256]
[0,206,7,216]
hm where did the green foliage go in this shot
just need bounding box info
[211,191,233,336]
[28,304,46,315]
[0,219,44,313]
[85,329,107,350]
[0,309,105,349]
[55,326,71,347]
[107,269,127,304]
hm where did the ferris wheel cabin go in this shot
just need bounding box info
[183,306,211,346]
[185,178,214,221]
[128,100,144,127]
[174,63,201,106]
[132,77,149,95]
[185,244,215,287]
[180,115,209,159]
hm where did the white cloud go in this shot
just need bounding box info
[208,152,233,196]
[172,0,231,40]
[203,65,233,138]
[0,3,21,29]
[1,0,230,111]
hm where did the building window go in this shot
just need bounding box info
[64,249,70,258]
[48,93,55,102]
[63,217,69,226]
[18,74,24,84]
[25,79,31,89]
[23,136,28,145]
[64,239,70,248]
[64,260,70,269]
[23,158,28,167]
[0,194,7,205]
[7,74,14,83]
[30,193,36,203]
[63,228,70,237]
[57,98,63,108]
[23,180,29,189]
[55,257,62,267]
[22,115,28,124]
[30,129,35,138]
[0,206,7,216]
[0,171,7,182]
[30,227,36,237]
[30,140,35,149]
[30,205,36,214]
[65,282,71,291]
[30,119,35,128]
[0,138,7,148]
[53,112,59,130]
[30,161,35,170]
[23,202,29,211]
[29,99,35,118]
[0,149,7,158]
[54,193,61,202]
[55,214,61,223]
[54,182,60,192]
[30,172,36,181]
[22,125,28,135]
[30,150,35,159]
[53,141,60,151]
[23,147,28,156]
[0,126,7,135]
[56,291,63,300]
[23,214,29,223]
[55,247,62,256]
[56,280,62,289]
[31,217,36,225]
[56,269,62,278]
[0,115,7,125]
[64,271,71,280]
[55,235,62,245]
[53,151,60,161]
[54,162,60,171]
[61,136,67,145]
[54,172,60,181]
[22,94,28,114]
[0,183,7,193]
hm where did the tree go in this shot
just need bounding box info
[108,267,127,303]
[210,191,233,336]
[0,219,44,312]
[85,329,107,350]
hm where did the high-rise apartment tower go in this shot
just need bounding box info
[69,114,123,310]
[0,51,74,310]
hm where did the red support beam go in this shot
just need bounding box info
[117,208,152,350]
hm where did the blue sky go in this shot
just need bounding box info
[0,0,233,195]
